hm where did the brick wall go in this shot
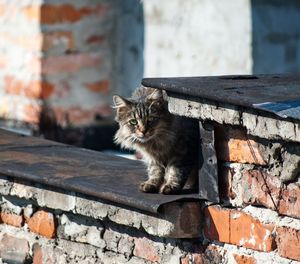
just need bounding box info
[0,0,42,126]
[0,0,143,130]
[166,92,300,263]
[0,176,203,264]
[0,157,300,263]
[2,0,300,133]
[0,96,300,263]
[207,124,300,263]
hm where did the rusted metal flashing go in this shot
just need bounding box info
[142,73,300,203]
[0,129,199,214]
[198,122,219,203]
[142,74,300,121]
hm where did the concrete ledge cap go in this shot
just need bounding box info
[0,175,202,238]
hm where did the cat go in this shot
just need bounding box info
[113,87,199,194]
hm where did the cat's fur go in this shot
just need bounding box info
[113,87,199,194]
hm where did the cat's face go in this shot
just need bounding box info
[113,89,168,143]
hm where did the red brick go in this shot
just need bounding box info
[27,210,56,238]
[180,254,203,264]
[33,244,43,264]
[40,4,107,24]
[242,170,300,219]
[53,105,111,125]
[25,80,44,98]
[23,104,40,124]
[32,244,57,264]
[40,82,55,99]
[204,205,275,252]
[242,170,281,210]
[43,31,75,52]
[233,254,256,264]
[0,212,24,228]
[87,35,105,44]
[33,246,56,264]
[133,237,161,262]
[4,75,23,96]
[276,226,300,261]
[215,126,266,165]
[204,205,230,243]
[279,185,300,220]
[230,211,275,252]
[36,80,71,100]
[42,53,102,75]
[85,79,109,93]
[4,75,53,100]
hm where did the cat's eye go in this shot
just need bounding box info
[129,119,138,126]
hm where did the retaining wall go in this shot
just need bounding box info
[0,119,300,264]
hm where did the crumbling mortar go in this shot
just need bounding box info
[222,126,300,183]
[169,96,300,142]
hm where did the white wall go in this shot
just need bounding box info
[143,0,252,77]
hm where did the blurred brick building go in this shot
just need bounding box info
[0,0,143,134]
[0,0,300,137]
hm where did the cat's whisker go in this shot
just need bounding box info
[130,136,140,144]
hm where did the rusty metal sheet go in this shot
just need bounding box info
[0,129,199,214]
[198,122,219,203]
[142,74,300,121]
[253,100,300,120]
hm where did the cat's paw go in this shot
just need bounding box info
[159,184,180,194]
[139,181,160,193]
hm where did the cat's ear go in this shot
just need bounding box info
[148,89,163,101]
[112,95,131,109]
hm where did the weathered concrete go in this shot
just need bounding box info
[1,176,300,262]
[0,234,30,264]
[0,206,194,264]
[58,213,105,248]
[220,163,255,207]
[0,175,202,239]
[281,152,300,182]
[76,195,202,238]
[168,96,300,143]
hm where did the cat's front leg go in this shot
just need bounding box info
[160,164,191,194]
[139,162,164,193]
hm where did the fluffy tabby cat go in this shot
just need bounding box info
[113,87,199,194]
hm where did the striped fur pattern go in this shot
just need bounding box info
[113,87,199,194]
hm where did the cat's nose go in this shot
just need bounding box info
[139,126,146,134]
[136,131,145,138]
[137,127,147,137]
